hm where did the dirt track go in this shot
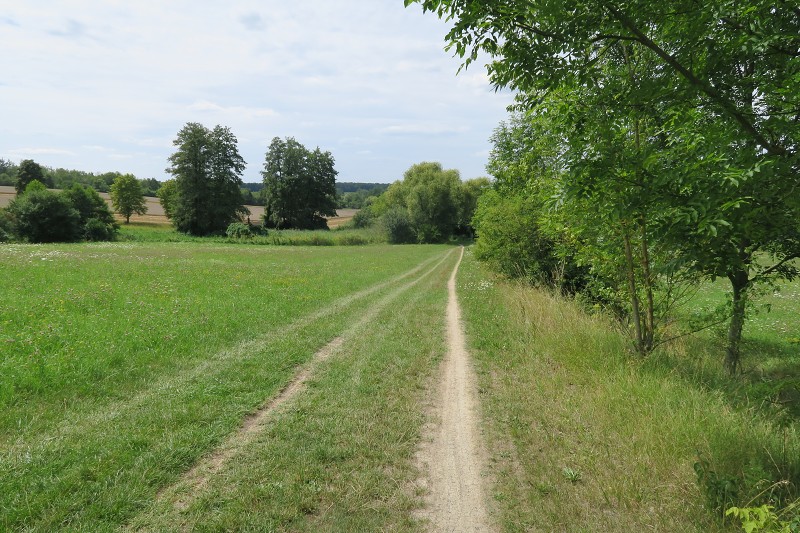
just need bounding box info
[417,247,492,532]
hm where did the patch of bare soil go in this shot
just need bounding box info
[416,247,493,532]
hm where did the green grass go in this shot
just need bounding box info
[131,246,458,531]
[0,241,451,531]
[457,248,800,531]
[117,221,387,245]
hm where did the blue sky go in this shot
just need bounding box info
[0,1,514,184]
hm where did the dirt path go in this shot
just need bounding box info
[417,247,492,532]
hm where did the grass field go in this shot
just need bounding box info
[458,250,800,531]
[117,221,385,246]
[2,237,798,531]
[0,241,454,530]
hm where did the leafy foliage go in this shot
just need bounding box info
[156,179,178,220]
[109,174,147,223]
[225,222,255,239]
[261,137,337,229]
[410,0,800,368]
[381,206,415,244]
[374,162,482,243]
[6,189,81,243]
[63,184,119,240]
[15,159,46,195]
[166,123,247,235]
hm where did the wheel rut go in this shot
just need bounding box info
[127,249,456,528]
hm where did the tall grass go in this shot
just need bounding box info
[118,221,387,245]
[457,248,799,531]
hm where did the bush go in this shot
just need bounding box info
[382,206,416,244]
[64,184,118,241]
[84,217,116,241]
[351,209,374,228]
[226,222,254,239]
[0,209,11,242]
[472,190,588,293]
[6,189,81,243]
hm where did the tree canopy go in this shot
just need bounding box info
[261,137,337,229]
[409,0,800,372]
[166,123,248,235]
[15,159,46,195]
[110,174,147,223]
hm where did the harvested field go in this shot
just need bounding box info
[0,186,358,228]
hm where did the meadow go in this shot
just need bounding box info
[1,237,798,531]
[458,249,800,531]
[0,241,453,530]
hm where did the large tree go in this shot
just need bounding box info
[166,123,247,235]
[261,137,337,229]
[410,0,800,373]
[374,162,467,243]
[109,173,147,223]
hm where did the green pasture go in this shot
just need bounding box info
[0,241,452,530]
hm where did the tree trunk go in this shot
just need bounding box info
[639,218,655,352]
[725,268,749,375]
[622,229,644,355]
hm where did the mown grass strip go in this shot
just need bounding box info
[0,242,449,531]
[457,249,799,532]
[129,247,458,532]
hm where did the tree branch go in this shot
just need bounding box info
[602,2,790,158]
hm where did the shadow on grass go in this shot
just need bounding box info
[644,333,800,512]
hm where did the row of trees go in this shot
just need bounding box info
[0,158,161,196]
[412,0,800,374]
[158,128,339,235]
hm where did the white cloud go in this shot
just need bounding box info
[0,1,515,182]
[7,147,77,157]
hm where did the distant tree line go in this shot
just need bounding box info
[0,157,161,197]
[336,183,388,209]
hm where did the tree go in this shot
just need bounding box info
[109,174,147,223]
[156,179,178,219]
[261,137,337,229]
[15,159,45,195]
[409,0,800,373]
[6,189,81,243]
[64,184,119,240]
[375,162,464,243]
[166,123,247,235]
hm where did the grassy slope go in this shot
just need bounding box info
[458,249,799,532]
[0,242,450,531]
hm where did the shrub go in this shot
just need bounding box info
[84,218,116,241]
[64,184,118,241]
[0,209,11,242]
[382,206,416,244]
[472,190,588,294]
[22,180,48,194]
[226,222,254,239]
[6,189,81,243]
[351,209,374,228]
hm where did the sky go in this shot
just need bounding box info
[0,1,515,184]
